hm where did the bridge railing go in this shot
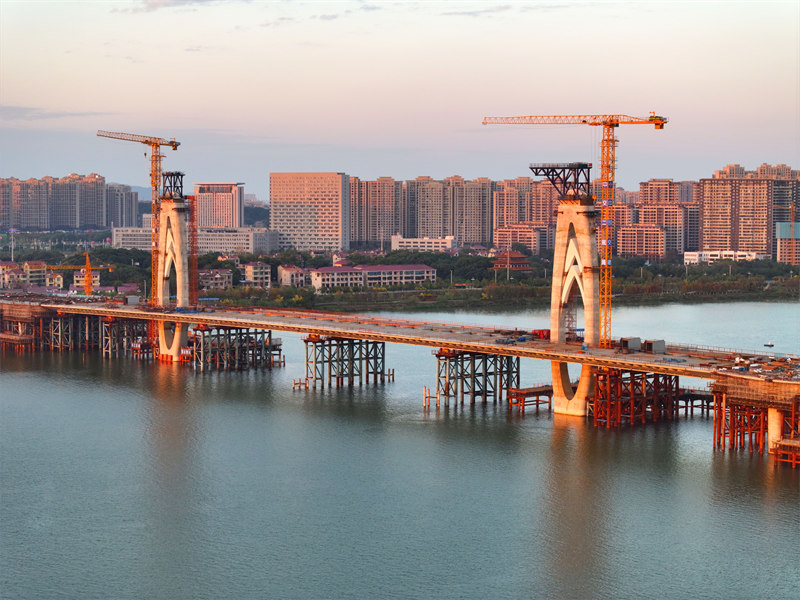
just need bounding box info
[666,341,794,360]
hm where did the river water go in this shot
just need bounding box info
[1,301,798,599]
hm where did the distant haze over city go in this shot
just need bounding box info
[1,1,798,201]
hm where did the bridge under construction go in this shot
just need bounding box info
[1,297,799,467]
[2,161,798,467]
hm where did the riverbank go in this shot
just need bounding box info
[311,281,799,313]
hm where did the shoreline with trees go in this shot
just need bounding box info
[1,239,797,312]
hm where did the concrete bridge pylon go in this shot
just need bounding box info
[549,196,600,416]
[155,173,191,362]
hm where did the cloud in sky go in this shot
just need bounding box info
[0,106,109,122]
[122,0,243,13]
[1,1,797,194]
[440,4,513,17]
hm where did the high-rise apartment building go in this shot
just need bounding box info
[617,225,666,260]
[367,177,402,247]
[714,163,800,180]
[447,176,493,247]
[10,178,50,230]
[269,172,350,251]
[414,177,447,239]
[350,177,402,247]
[637,203,686,254]
[1,173,126,230]
[697,178,798,256]
[349,176,365,245]
[106,184,139,228]
[0,179,12,230]
[493,223,554,255]
[639,179,695,204]
[194,183,245,228]
[45,173,107,229]
[493,177,533,230]
[407,176,494,247]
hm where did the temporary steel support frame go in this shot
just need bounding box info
[101,318,120,358]
[192,326,276,373]
[772,401,800,467]
[434,349,519,406]
[50,317,74,351]
[303,336,387,388]
[591,369,679,428]
[712,392,768,454]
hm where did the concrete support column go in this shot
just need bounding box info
[767,407,783,454]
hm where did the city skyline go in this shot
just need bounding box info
[1,1,798,201]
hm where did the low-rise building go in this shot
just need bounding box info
[490,251,532,274]
[277,265,308,287]
[72,269,100,291]
[360,264,436,288]
[112,226,279,254]
[242,262,271,288]
[390,234,457,252]
[309,266,366,290]
[2,267,26,289]
[46,271,64,289]
[198,268,233,290]
[23,261,47,286]
[684,250,769,264]
[308,264,437,291]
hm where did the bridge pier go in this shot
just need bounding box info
[303,335,387,388]
[433,348,519,406]
[771,403,800,467]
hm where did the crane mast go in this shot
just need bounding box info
[483,113,667,348]
[96,130,180,305]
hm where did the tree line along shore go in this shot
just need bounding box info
[1,243,797,312]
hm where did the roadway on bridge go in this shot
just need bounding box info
[40,302,798,383]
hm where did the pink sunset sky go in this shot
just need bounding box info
[1,0,798,200]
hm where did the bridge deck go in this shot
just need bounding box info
[22,301,796,390]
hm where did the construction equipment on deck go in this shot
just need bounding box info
[482,113,667,347]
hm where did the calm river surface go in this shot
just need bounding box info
[1,301,798,599]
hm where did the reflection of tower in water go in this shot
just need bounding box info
[540,416,608,598]
[144,365,203,596]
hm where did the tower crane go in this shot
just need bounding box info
[47,252,115,296]
[482,113,667,348]
[96,130,180,305]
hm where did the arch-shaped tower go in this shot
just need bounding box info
[549,197,600,415]
[156,172,190,362]
[530,163,599,416]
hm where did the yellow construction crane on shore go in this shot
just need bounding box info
[48,252,114,296]
[96,130,180,305]
[482,113,667,347]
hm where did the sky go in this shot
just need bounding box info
[1,0,799,201]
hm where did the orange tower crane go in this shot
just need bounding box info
[96,130,180,305]
[482,113,667,347]
[48,252,115,296]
